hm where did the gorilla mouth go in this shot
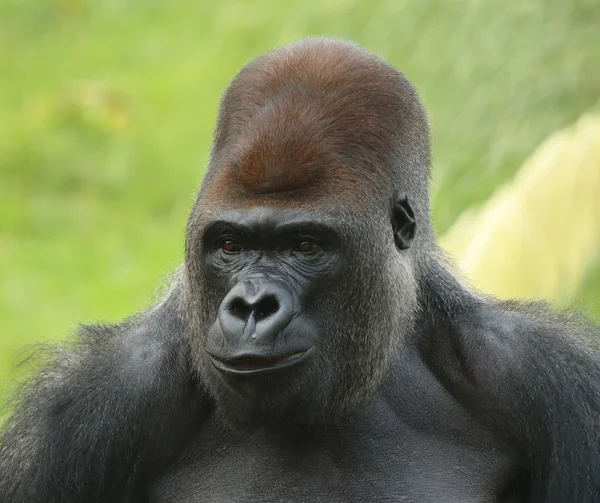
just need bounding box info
[209,348,314,376]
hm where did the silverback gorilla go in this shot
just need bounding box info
[1,38,600,503]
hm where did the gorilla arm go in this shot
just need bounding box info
[425,298,600,503]
[0,291,206,503]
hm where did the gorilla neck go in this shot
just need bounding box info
[416,251,477,326]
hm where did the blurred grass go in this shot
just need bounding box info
[0,0,599,394]
[442,114,600,304]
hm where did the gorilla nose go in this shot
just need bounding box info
[218,281,294,344]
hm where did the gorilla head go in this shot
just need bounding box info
[182,38,433,427]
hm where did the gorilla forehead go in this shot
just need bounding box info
[199,206,341,231]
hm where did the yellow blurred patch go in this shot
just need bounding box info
[60,81,130,134]
[441,114,600,303]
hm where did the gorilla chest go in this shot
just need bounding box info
[150,419,518,503]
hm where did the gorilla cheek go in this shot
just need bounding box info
[206,320,226,353]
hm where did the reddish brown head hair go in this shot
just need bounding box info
[200,37,431,218]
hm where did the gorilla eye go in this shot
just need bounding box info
[297,241,320,254]
[222,240,243,253]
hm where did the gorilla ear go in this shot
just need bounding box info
[391,194,416,250]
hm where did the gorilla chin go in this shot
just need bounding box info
[204,349,333,431]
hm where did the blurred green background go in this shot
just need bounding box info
[1,0,599,395]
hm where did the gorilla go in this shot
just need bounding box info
[1,37,599,503]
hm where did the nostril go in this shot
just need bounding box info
[228,298,252,321]
[254,295,280,322]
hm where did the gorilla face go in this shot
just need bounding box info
[201,208,342,371]
[185,200,419,427]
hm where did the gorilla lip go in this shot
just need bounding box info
[209,347,314,376]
